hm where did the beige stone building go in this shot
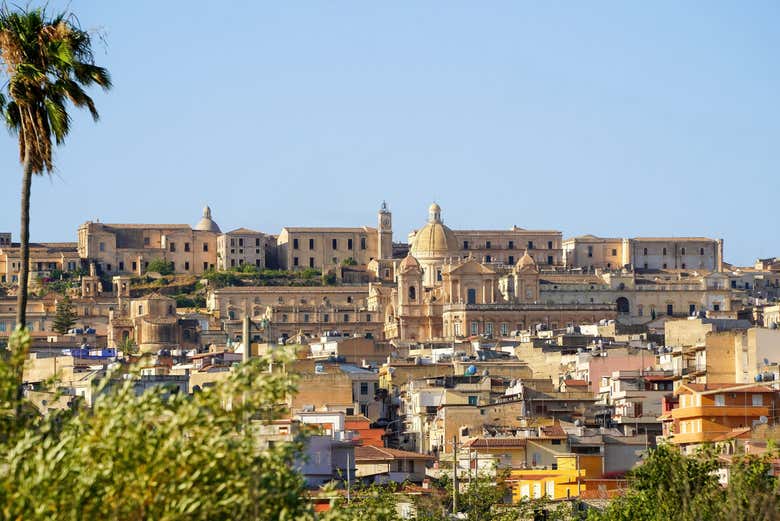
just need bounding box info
[0,233,80,284]
[563,235,723,272]
[216,228,269,270]
[276,203,393,272]
[77,206,220,276]
[207,285,383,342]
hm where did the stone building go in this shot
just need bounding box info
[276,203,393,272]
[216,228,269,270]
[0,233,80,284]
[207,285,383,342]
[563,235,723,272]
[77,206,220,276]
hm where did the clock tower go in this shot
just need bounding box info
[377,201,392,260]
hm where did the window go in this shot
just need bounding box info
[360,237,366,250]
[485,255,492,263]
[309,257,315,268]
[169,242,176,252]
[119,261,124,271]
[643,263,648,269]
[203,262,208,270]
[323,314,329,323]
[463,241,469,250]
[343,314,350,322]
[715,394,725,407]
[700,248,705,255]
[500,323,509,336]
[138,305,144,315]
[508,241,514,250]
[231,259,236,267]
[238,238,244,247]
[282,314,288,322]
[666,304,674,316]
[547,241,553,249]
[99,242,105,252]
[184,242,190,252]
[293,257,299,266]
[230,239,235,247]
[682,263,686,269]
[347,239,353,250]
[662,247,667,255]
[485,322,493,336]
[203,243,208,252]
[547,256,553,265]
[587,246,593,258]
[106,263,112,272]
[132,261,137,271]
[303,314,309,323]
[486,241,491,249]
[752,394,763,406]
[468,396,478,406]
[346,408,354,416]
[527,241,534,250]
[508,255,514,265]
[408,286,416,301]
[184,261,190,271]
[643,248,648,255]
[309,238,315,249]
[437,269,442,281]
[366,314,371,322]
[470,321,479,335]
[611,248,617,256]
[467,288,476,304]
[293,239,299,250]
[663,263,668,269]
[255,238,261,246]
[454,322,461,336]
[681,247,686,255]
[332,239,338,249]
[360,382,369,395]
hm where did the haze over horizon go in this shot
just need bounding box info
[0,1,777,265]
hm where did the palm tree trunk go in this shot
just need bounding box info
[15,153,32,330]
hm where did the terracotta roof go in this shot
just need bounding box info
[226,227,263,235]
[712,427,752,442]
[354,446,434,461]
[679,383,775,395]
[539,423,567,439]
[563,379,588,387]
[463,438,527,448]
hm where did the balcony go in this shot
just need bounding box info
[671,405,769,420]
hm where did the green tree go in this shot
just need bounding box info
[590,443,780,521]
[0,6,111,329]
[52,295,76,333]
[147,258,174,275]
[0,330,314,520]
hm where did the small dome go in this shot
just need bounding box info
[516,252,538,272]
[194,205,221,233]
[411,203,458,258]
[399,253,421,273]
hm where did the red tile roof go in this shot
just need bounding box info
[354,446,434,461]
[463,438,527,448]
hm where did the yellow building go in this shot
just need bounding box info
[510,454,602,501]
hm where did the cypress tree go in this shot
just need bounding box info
[53,296,77,334]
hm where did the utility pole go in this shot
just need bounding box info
[452,435,459,514]
[346,451,351,503]
[242,314,250,364]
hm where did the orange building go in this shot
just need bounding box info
[345,415,385,447]
[660,383,778,452]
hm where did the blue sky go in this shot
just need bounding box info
[0,1,777,265]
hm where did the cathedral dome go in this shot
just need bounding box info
[410,203,458,258]
[194,205,221,233]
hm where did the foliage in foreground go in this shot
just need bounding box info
[0,328,311,521]
[589,443,780,521]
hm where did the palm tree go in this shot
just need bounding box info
[0,6,111,329]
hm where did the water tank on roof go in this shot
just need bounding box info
[315,364,325,374]
[465,365,477,376]
[755,374,763,382]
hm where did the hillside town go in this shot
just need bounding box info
[3,201,779,515]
